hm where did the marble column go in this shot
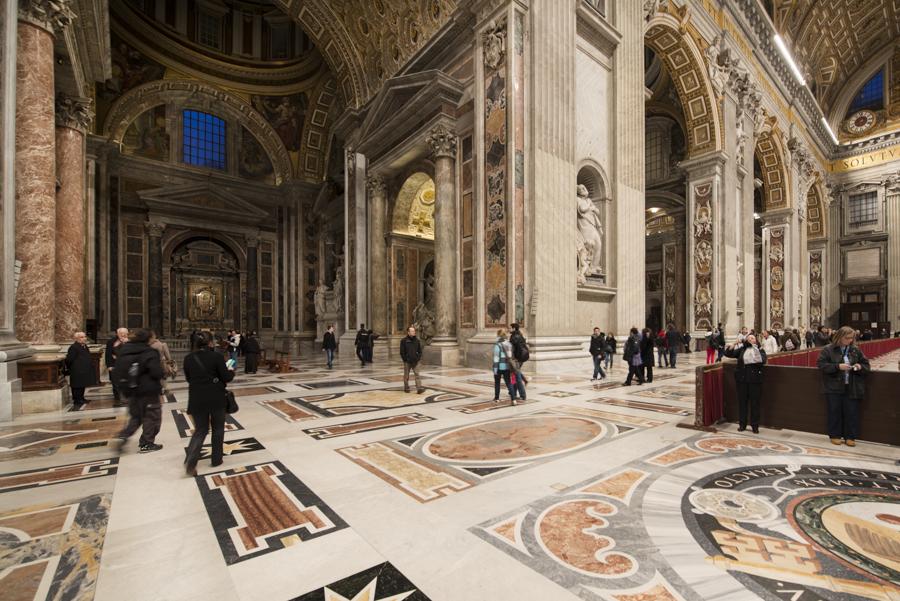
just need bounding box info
[367,175,387,335]
[14,1,73,345]
[146,221,165,335]
[885,175,900,327]
[245,232,259,332]
[428,125,459,343]
[54,95,92,342]
[719,83,740,336]
[736,108,756,331]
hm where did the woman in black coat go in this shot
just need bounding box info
[816,326,870,447]
[183,331,235,475]
[65,332,97,410]
[723,334,767,433]
[640,328,655,383]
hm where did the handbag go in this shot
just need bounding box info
[224,390,239,414]
[501,342,521,373]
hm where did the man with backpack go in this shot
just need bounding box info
[112,328,165,453]
[354,324,369,367]
[509,323,530,393]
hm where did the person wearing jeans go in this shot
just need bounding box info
[112,329,165,453]
[666,325,680,368]
[816,326,870,447]
[322,324,337,369]
[492,329,518,404]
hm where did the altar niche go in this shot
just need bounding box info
[170,239,242,335]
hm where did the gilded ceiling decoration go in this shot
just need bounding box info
[772,0,900,114]
[275,0,458,107]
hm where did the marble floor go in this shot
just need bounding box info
[1,349,898,601]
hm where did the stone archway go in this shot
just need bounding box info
[645,14,722,158]
[755,131,790,211]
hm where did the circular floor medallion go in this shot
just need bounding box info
[423,415,605,463]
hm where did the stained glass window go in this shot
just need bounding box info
[849,70,884,113]
[183,110,226,171]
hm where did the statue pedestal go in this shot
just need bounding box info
[316,312,343,343]
[0,343,33,421]
[422,337,461,367]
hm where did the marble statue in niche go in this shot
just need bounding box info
[251,93,308,152]
[314,281,328,319]
[332,266,344,313]
[575,184,604,285]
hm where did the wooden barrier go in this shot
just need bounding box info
[766,337,900,367]
[718,363,900,445]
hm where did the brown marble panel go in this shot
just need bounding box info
[54,127,85,341]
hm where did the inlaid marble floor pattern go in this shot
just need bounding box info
[0,350,897,601]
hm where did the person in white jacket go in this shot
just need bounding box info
[761,329,779,355]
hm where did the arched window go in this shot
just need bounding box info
[183,110,227,170]
[848,69,884,113]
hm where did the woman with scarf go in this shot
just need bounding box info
[723,333,767,433]
[816,326,870,447]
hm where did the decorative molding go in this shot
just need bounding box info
[145,221,166,237]
[426,125,458,159]
[102,80,293,185]
[366,175,386,196]
[245,233,259,248]
[482,17,507,72]
[55,94,93,132]
[18,0,75,34]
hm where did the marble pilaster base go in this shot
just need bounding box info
[338,332,359,359]
[421,339,461,367]
[19,386,70,415]
[0,343,33,421]
[272,332,312,358]
[464,334,587,373]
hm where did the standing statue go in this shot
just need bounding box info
[575,184,604,285]
[314,280,328,318]
[332,266,344,313]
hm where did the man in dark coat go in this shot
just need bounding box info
[112,329,165,453]
[322,324,337,369]
[354,324,369,367]
[66,332,97,411]
[243,331,261,374]
[623,328,644,385]
[104,327,129,402]
[665,325,681,367]
[365,329,379,364]
[399,325,424,393]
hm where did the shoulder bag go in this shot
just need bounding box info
[191,353,239,414]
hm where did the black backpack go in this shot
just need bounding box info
[113,354,143,392]
[513,338,530,362]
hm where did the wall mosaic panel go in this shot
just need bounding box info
[483,19,508,326]
[692,182,714,331]
[662,242,679,328]
[768,226,786,330]
[809,249,824,328]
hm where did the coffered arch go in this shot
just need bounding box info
[645,14,722,158]
[755,131,791,211]
[274,0,458,109]
[806,181,827,241]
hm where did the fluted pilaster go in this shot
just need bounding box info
[367,175,388,335]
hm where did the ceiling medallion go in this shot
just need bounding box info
[844,110,877,136]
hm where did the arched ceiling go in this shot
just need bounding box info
[275,0,458,108]
[772,1,900,114]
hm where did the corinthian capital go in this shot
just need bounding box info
[55,94,94,132]
[145,221,166,238]
[19,0,75,34]
[366,175,386,196]
[426,125,458,159]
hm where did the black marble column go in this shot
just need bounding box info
[246,233,259,332]
[146,222,164,335]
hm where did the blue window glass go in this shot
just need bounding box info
[848,70,884,113]
[182,110,226,170]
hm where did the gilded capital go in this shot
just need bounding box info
[18,0,75,34]
[55,94,94,132]
[427,125,458,159]
[366,175,386,196]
